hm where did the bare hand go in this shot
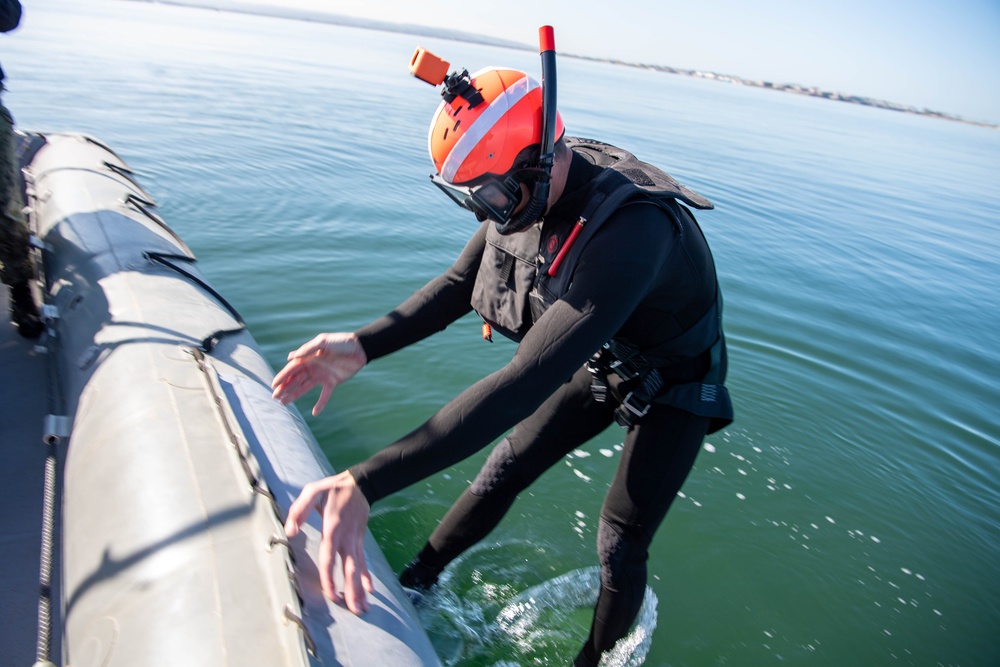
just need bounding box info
[284,471,374,613]
[271,333,367,416]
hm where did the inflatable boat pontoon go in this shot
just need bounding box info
[2,132,440,667]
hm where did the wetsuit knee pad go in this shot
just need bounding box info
[470,438,519,497]
[596,518,649,591]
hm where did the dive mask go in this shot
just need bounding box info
[430,171,526,224]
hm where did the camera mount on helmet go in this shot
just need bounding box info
[409,49,484,107]
[441,69,485,108]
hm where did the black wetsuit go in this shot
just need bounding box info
[350,148,727,662]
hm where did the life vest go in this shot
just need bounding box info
[470,137,733,431]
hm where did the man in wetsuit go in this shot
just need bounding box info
[274,65,733,665]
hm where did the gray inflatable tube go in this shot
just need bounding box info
[20,132,440,667]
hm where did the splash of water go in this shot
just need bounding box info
[496,567,657,666]
[418,561,657,665]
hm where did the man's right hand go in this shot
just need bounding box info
[271,332,367,416]
[284,470,373,614]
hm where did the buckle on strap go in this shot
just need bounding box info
[588,341,665,426]
[590,376,609,403]
[587,345,612,403]
[613,391,652,429]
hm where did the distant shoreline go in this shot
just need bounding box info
[565,53,998,130]
[137,0,998,130]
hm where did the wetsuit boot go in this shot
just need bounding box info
[398,555,443,605]
[9,280,42,338]
[572,646,601,667]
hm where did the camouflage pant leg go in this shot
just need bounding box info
[0,94,34,286]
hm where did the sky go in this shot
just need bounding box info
[237,0,1000,126]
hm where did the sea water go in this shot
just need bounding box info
[7,1,1000,665]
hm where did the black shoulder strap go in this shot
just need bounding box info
[565,137,714,211]
[540,138,715,300]
[539,170,641,297]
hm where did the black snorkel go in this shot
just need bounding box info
[493,25,559,235]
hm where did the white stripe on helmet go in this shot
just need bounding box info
[440,71,539,184]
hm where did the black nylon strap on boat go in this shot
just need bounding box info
[124,194,194,257]
[200,328,247,354]
[104,160,152,199]
[144,252,247,349]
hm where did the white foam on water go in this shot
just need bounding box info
[495,566,657,666]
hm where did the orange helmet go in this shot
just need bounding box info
[428,67,564,185]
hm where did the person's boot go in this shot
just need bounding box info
[9,281,43,339]
[399,556,442,589]
[399,556,443,606]
[572,646,601,667]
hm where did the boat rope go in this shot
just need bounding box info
[283,606,317,656]
[144,251,247,352]
[191,349,263,491]
[269,534,291,551]
[190,350,317,656]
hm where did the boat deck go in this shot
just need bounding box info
[0,288,62,665]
